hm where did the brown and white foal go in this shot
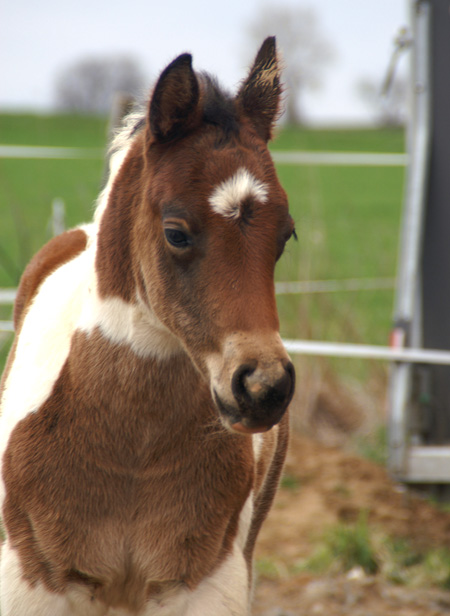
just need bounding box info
[0,37,295,615]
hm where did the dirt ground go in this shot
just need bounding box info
[252,433,450,615]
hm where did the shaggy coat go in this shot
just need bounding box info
[0,37,295,615]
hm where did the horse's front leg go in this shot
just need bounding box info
[139,544,250,616]
[0,542,71,616]
[183,545,250,616]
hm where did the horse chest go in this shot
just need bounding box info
[2,353,254,594]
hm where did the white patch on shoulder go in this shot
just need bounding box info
[0,232,95,514]
[209,168,268,219]
[77,270,183,360]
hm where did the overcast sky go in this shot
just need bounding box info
[1,0,409,124]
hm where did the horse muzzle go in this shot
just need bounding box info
[213,358,295,434]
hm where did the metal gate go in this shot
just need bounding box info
[388,0,450,487]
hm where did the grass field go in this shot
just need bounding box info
[272,125,404,366]
[0,113,405,385]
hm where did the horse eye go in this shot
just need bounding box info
[164,228,192,248]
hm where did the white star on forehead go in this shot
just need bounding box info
[208,168,269,219]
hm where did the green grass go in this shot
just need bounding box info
[271,124,405,153]
[0,113,108,287]
[0,114,406,382]
[0,157,104,284]
[275,164,403,282]
[274,163,403,366]
[280,472,302,492]
[354,425,388,467]
[264,515,450,591]
[0,113,108,148]
[272,126,404,369]
[297,512,379,576]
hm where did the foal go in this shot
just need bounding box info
[0,37,295,615]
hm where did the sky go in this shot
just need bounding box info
[1,0,409,125]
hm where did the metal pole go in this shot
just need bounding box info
[283,340,450,365]
[388,0,432,477]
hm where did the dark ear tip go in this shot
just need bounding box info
[156,53,193,83]
[264,36,276,47]
[148,51,199,144]
[260,36,277,55]
[170,53,193,70]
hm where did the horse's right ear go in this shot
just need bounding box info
[237,37,282,142]
[148,54,200,144]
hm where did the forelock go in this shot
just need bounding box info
[200,74,240,142]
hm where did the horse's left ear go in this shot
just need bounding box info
[148,53,200,144]
[237,37,282,142]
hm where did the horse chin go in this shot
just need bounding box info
[229,421,272,435]
[213,391,286,435]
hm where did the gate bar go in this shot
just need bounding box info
[283,339,450,365]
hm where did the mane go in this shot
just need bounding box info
[93,108,146,224]
[110,72,239,156]
[108,108,146,160]
[199,73,239,141]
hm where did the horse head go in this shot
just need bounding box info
[97,38,295,434]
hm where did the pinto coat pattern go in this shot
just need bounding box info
[0,38,295,615]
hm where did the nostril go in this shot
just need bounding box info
[284,360,295,393]
[231,363,256,404]
[279,360,295,401]
[250,360,294,407]
[226,360,295,431]
[231,360,295,408]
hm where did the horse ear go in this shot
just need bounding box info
[148,54,200,144]
[237,37,282,142]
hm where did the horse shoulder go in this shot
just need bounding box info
[0,228,90,408]
[14,228,88,330]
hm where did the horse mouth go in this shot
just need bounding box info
[212,390,289,435]
[229,420,272,435]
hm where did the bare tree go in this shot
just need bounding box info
[356,76,407,126]
[54,56,146,114]
[246,5,335,125]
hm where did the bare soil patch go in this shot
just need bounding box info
[253,434,450,615]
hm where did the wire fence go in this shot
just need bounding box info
[0,277,396,334]
[0,145,407,167]
[4,286,450,364]
[3,280,450,365]
[0,145,415,362]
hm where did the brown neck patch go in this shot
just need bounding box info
[96,139,145,302]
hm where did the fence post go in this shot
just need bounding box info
[51,198,66,236]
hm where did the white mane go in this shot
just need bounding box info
[94,107,146,225]
[109,107,146,158]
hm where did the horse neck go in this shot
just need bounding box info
[78,142,184,364]
[94,146,143,303]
